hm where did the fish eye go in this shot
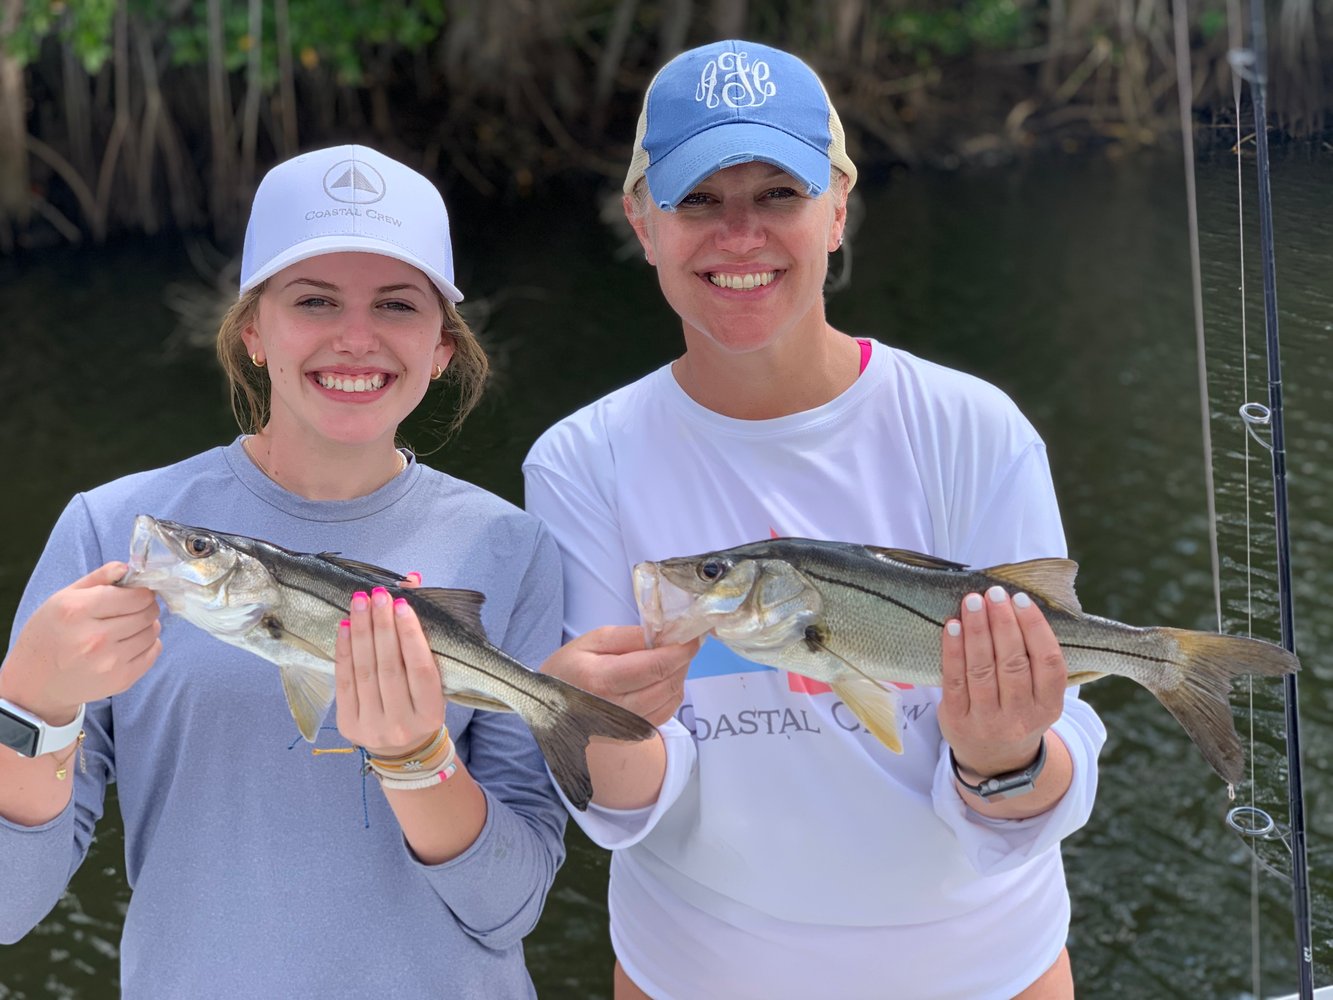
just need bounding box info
[186,535,214,558]
[699,559,728,581]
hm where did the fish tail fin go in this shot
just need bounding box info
[1141,628,1299,784]
[526,678,658,811]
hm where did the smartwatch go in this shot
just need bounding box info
[950,737,1047,801]
[0,699,86,758]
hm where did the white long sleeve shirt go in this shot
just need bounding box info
[524,342,1105,1000]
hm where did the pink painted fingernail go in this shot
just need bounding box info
[393,597,410,615]
[946,620,962,637]
[986,586,1007,604]
[339,619,351,629]
[371,587,389,605]
[1013,592,1032,609]
[964,593,984,613]
[351,592,369,611]
[406,572,421,584]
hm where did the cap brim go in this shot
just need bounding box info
[239,235,463,303]
[644,122,831,211]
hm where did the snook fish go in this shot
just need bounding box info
[121,515,656,809]
[633,537,1300,785]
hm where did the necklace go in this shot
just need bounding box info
[243,438,407,490]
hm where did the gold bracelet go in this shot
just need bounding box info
[369,735,455,777]
[365,725,448,766]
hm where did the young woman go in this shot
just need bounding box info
[526,41,1107,999]
[0,145,568,997]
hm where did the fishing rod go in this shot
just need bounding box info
[1230,0,1315,993]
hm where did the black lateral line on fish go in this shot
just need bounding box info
[803,569,945,628]
[429,646,563,711]
[1059,641,1169,666]
[805,570,1177,668]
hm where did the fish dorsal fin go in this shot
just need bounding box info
[865,546,969,572]
[982,558,1082,616]
[411,587,488,636]
[279,661,337,742]
[804,631,904,754]
[317,553,411,588]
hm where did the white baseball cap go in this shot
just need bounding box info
[624,40,857,211]
[240,144,463,302]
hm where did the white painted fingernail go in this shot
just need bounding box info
[987,585,1007,604]
[946,620,962,637]
[1013,592,1032,609]
[964,593,984,613]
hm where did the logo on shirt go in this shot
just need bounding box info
[676,676,934,744]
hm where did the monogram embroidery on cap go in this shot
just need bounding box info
[695,52,776,109]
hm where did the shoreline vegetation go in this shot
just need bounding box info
[1,0,1328,254]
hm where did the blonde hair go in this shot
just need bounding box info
[216,282,490,443]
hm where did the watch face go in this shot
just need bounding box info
[0,708,40,757]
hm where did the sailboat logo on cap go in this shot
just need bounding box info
[322,160,386,205]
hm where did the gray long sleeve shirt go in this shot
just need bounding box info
[0,439,567,998]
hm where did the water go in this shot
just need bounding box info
[0,149,1329,998]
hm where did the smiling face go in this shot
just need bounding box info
[240,252,452,451]
[626,161,848,356]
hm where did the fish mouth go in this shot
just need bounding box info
[120,515,180,587]
[632,562,715,649]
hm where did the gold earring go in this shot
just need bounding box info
[431,364,445,381]
[250,353,266,368]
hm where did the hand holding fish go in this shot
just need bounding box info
[541,625,699,727]
[331,584,490,862]
[938,586,1073,816]
[2,562,162,723]
[539,626,698,810]
[334,587,445,757]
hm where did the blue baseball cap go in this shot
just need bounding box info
[240,144,463,302]
[624,40,857,210]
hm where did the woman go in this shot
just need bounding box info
[526,41,1107,999]
[0,145,567,997]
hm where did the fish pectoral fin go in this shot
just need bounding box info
[805,627,905,754]
[864,546,970,572]
[316,553,412,588]
[412,588,488,636]
[831,676,904,754]
[446,690,512,713]
[272,624,334,663]
[279,662,337,742]
[982,558,1083,616]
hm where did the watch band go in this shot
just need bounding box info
[950,736,1047,802]
[0,699,86,758]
